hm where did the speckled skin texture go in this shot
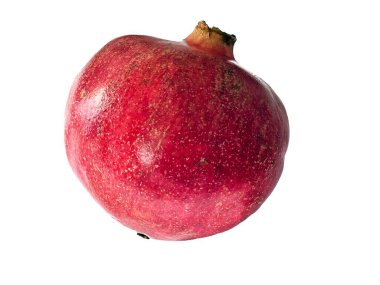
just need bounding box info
[65,35,289,240]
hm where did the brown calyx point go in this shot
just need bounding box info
[184,21,236,60]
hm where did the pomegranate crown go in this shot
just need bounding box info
[184,21,236,60]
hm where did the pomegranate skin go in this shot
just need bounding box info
[65,28,289,240]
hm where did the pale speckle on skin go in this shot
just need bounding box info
[137,144,155,166]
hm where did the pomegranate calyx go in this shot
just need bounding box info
[184,20,236,60]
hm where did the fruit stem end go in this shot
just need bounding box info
[184,21,236,60]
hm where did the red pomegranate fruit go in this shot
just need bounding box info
[65,21,289,240]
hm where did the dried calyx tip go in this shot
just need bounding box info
[196,20,236,46]
[185,20,236,60]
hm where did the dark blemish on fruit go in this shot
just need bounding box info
[231,81,242,92]
[143,78,150,85]
[137,232,150,239]
[225,67,234,76]
[125,63,138,75]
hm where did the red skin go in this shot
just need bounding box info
[65,35,289,240]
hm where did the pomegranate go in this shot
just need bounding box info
[65,21,289,240]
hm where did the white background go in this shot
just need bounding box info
[1,0,379,284]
